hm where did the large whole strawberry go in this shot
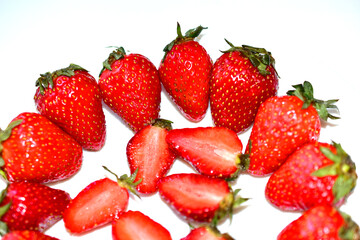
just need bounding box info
[210,40,278,134]
[99,47,161,132]
[266,141,357,211]
[0,181,71,233]
[34,64,106,151]
[0,112,82,183]
[159,23,212,122]
[244,81,339,176]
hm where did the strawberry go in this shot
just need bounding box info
[63,167,140,233]
[244,81,339,176]
[0,182,70,233]
[2,230,59,240]
[126,119,176,194]
[0,112,83,183]
[210,40,279,134]
[265,141,357,211]
[166,126,243,179]
[112,210,172,240]
[99,47,161,132]
[277,205,360,240]
[181,226,234,240]
[34,63,106,151]
[159,23,212,122]
[158,173,247,223]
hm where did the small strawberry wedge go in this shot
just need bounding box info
[126,119,176,194]
[166,127,243,179]
[112,211,172,240]
[158,173,247,223]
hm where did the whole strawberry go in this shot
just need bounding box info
[277,205,360,240]
[266,141,357,211]
[244,81,339,176]
[0,182,71,233]
[159,23,212,122]
[0,112,82,183]
[2,230,59,240]
[99,47,161,132]
[210,40,278,134]
[181,226,234,240]
[34,63,106,151]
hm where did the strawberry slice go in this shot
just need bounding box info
[2,230,59,240]
[166,127,243,179]
[112,211,172,240]
[158,173,247,223]
[127,119,176,194]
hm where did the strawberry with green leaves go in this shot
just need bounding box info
[181,226,234,240]
[0,182,71,233]
[210,40,278,134]
[159,23,212,122]
[158,173,247,224]
[2,230,59,240]
[112,211,172,240]
[99,47,161,132]
[63,167,140,234]
[277,205,360,240]
[166,126,243,179]
[0,112,82,183]
[265,141,357,211]
[126,119,176,194]
[244,81,339,176]
[34,64,106,151]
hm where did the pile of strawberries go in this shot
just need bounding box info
[0,23,359,239]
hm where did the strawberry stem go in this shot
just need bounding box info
[339,211,360,240]
[100,46,126,76]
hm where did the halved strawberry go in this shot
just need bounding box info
[112,211,172,240]
[166,127,243,179]
[158,173,247,223]
[126,119,176,194]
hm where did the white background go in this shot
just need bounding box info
[0,0,359,239]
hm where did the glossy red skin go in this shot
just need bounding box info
[2,230,59,240]
[159,40,212,122]
[63,178,129,234]
[158,173,230,222]
[99,54,161,132]
[210,51,278,134]
[266,142,338,211]
[246,95,321,176]
[1,112,83,183]
[277,205,345,240]
[34,70,106,150]
[181,227,229,240]
[166,127,242,178]
[112,211,172,240]
[126,124,176,194]
[0,182,71,232]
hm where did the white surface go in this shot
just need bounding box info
[0,0,359,239]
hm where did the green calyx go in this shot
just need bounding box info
[151,119,173,131]
[162,22,207,62]
[35,63,87,95]
[0,187,11,236]
[222,39,278,77]
[102,166,142,198]
[287,81,340,121]
[339,211,360,240]
[99,46,126,76]
[312,142,357,204]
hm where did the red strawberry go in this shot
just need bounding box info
[0,112,82,183]
[158,173,247,223]
[34,63,106,151]
[210,40,279,134]
[244,81,339,176]
[63,168,139,233]
[99,47,161,131]
[181,226,234,240]
[159,23,212,122]
[166,127,243,179]
[265,141,357,211]
[2,230,59,240]
[126,119,176,194]
[277,205,360,240]
[0,182,70,233]
[112,210,172,240]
